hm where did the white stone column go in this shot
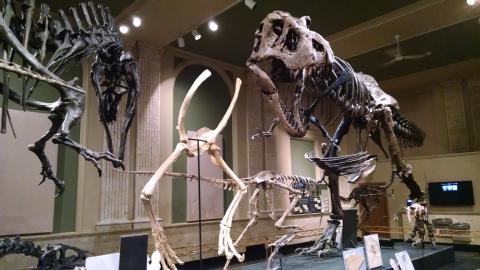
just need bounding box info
[97,96,132,226]
[133,46,166,224]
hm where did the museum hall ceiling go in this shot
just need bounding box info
[166,0,480,82]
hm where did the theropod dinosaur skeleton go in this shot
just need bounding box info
[123,168,321,269]
[394,202,436,249]
[140,70,244,270]
[0,1,139,196]
[0,236,89,270]
[339,178,395,224]
[247,11,426,256]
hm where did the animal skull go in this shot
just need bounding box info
[247,11,334,137]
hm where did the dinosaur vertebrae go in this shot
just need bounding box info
[251,171,318,190]
[0,237,89,269]
[391,107,425,147]
[48,2,122,71]
[123,170,319,194]
[0,237,43,259]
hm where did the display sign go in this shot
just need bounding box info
[85,253,120,270]
[395,251,415,270]
[428,180,474,205]
[364,234,383,269]
[342,247,367,270]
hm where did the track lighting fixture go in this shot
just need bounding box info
[244,0,257,10]
[208,20,219,32]
[192,29,201,40]
[177,37,185,48]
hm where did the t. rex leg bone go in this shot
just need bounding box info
[223,187,261,270]
[378,107,424,201]
[275,194,301,229]
[234,187,261,246]
[210,145,247,263]
[141,143,187,270]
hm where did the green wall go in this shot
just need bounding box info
[0,64,81,233]
[172,65,233,223]
[290,139,315,178]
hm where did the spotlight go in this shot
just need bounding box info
[467,0,475,5]
[177,37,185,48]
[208,20,219,32]
[132,16,142,27]
[244,0,257,10]
[192,29,201,40]
[119,25,129,34]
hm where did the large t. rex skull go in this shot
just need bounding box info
[247,11,335,137]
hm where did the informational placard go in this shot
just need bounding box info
[395,251,415,270]
[364,234,383,269]
[147,251,161,270]
[85,251,159,270]
[85,253,119,270]
[389,258,400,270]
[342,247,366,270]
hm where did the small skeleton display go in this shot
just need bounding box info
[140,70,244,270]
[121,168,323,269]
[247,11,426,256]
[404,202,436,248]
[0,236,89,269]
[0,1,139,196]
[339,179,394,224]
[266,230,297,270]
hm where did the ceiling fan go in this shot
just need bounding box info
[379,35,432,67]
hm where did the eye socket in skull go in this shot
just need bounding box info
[284,28,300,52]
[271,19,284,36]
[312,39,325,52]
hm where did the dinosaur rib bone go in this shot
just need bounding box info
[177,69,211,142]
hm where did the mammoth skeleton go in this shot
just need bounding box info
[247,11,426,256]
[0,1,139,196]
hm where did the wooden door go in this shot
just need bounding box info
[358,182,390,239]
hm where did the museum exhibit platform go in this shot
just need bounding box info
[227,243,454,270]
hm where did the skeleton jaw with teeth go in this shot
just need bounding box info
[247,11,335,138]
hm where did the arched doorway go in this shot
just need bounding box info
[171,64,233,223]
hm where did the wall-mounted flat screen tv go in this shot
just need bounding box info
[428,181,474,206]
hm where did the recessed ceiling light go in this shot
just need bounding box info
[208,20,219,32]
[119,25,129,34]
[467,0,475,5]
[177,37,185,48]
[192,29,201,40]
[244,0,257,10]
[132,16,142,27]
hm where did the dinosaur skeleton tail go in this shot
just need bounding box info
[0,237,44,260]
[391,107,425,148]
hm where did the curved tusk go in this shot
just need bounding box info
[214,78,241,135]
[177,69,212,142]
